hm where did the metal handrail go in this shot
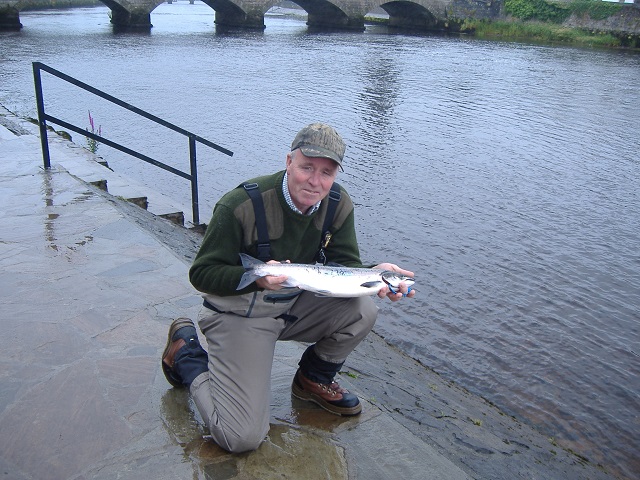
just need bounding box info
[32,61,233,226]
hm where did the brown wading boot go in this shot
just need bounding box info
[162,318,201,388]
[291,369,362,416]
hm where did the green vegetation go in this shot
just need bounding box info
[461,18,624,47]
[85,111,102,154]
[504,0,570,23]
[369,0,637,49]
[565,0,624,20]
[459,0,637,48]
[504,0,623,22]
[469,417,483,426]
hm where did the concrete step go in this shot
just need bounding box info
[0,107,192,226]
[53,141,188,226]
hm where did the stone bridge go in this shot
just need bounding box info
[0,0,499,31]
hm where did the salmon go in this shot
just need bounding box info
[237,253,414,297]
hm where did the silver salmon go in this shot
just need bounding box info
[237,253,415,297]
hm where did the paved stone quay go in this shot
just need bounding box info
[0,109,617,479]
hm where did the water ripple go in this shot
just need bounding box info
[2,9,639,478]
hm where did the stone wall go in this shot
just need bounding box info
[562,3,640,34]
[449,0,502,20]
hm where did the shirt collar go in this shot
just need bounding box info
[283,171,321,215]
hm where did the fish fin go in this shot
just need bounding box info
[239,253,264,269]
[381,271,415,288]
[360,281,383,288]
[314,290,333,297]
[237,271,260,290]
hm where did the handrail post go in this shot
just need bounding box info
[32,62,51,169]
[189,135,199,226]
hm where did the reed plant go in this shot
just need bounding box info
[86,110,102,154]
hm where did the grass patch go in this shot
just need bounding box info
[462,0,635,49]
[461,18,623,47]
[569,0,623,20]
[505,0,570,23]
[504,0,623,23]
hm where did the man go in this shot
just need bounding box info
[162,123,415,453]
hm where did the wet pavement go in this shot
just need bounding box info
[0,107,618,480]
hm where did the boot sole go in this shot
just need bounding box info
[162,318,195,388]
[291,379,362,416]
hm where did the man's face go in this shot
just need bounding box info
[286,150,339,213]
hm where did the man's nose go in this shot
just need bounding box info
[308,171,321,184]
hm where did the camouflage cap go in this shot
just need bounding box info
[291,123,346,169]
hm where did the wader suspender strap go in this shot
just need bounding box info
[315,183,341,265]
[242,181,341,264]
[242,183,271,262]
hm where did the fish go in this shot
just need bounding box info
[237,253,415,298]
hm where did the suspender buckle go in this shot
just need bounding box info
[321,231,332,249]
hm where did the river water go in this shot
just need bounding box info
[1,3,639,478]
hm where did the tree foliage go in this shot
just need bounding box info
[504,0,622,23]
[569,0,623,20]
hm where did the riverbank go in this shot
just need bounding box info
[462,18,639,48]
[364,14,639,48]
[367,0,640,49]
[0,104,624,479]
[461,0,640,49]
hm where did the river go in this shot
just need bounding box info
[1,3,639,478]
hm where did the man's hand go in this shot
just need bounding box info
[373,263,416,302]
[255,260,289,291]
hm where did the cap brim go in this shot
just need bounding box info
[299,145,344,170]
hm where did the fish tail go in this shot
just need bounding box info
[237,271,260,290]
[236,253,264,290]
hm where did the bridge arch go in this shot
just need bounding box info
[377,0,444,29]
[293,0,357,30]
[235,0,450,31]
[1,0,465,32]
[201,0,262,29]
[204,0,454,31]
[122,0,454,31]
[101,0,166,30]
[203,0,364,30]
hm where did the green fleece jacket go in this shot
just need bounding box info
[189,171,364,297]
